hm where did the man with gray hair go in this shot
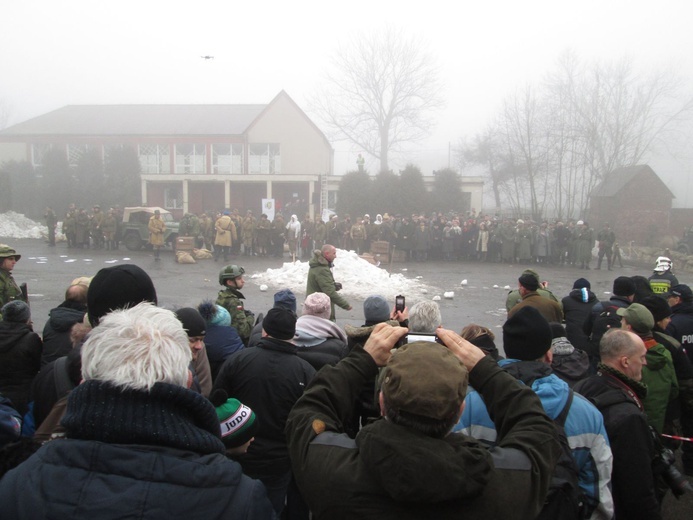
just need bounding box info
[408,300,442,333]
[0,303,274,518]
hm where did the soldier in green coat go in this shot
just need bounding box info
[215,265,256,345]
[306,245,352,321]
[0,245,26,313]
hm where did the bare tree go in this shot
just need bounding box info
[312,28,444,173]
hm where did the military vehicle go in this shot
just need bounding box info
[121,207,179,251]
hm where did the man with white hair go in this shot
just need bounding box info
[0,303,274,518]
[408,300,442,333]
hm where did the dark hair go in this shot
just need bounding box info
[382,394,459,439]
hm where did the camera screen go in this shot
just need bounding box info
[406,333,439,343]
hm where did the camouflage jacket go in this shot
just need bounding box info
[0,269,25,309]
[216,288,254,342]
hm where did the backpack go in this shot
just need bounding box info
[537,390,585,520]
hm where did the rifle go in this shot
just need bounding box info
[20,282,29,305]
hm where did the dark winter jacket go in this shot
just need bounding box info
[40,301,86,366]
[550,337,590,387]
[0,321,42,416]
[575,367,662,520]
[286,347,560,520]
[0,380,274,519]
[203,324,244,381]
[213,337,315,478]
[561,288,599,350]
[294,315,349,371]
[666,301,693,365]
[29,346,82,430]
[508,291,563,323]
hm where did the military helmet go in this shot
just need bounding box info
[219,265,245,285]
[0,245,20,261]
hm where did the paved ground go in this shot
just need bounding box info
[4,237,692,515]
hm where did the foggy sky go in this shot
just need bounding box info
[3,0,693,205]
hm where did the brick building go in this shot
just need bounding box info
[588,164,675,246]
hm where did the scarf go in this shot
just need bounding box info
[62,380,225,455]
[295,315,347,345]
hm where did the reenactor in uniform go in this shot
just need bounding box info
[0,245,26,309]
[148,209,166,261]
[75,208,90,248]
[313,216,327,250]
[90,205,105,249]
[596,222,616,271]
[102,208,118,250]
[215,265,255,345]
[214,211,236,262]
[255,214,271,256]
[44,207,57,247]
[271,214,285,258]
[199,213,214,250]
[241,211,256,256]
[62,210,76,248]
[230,210,243,255]
[301,213,314,259]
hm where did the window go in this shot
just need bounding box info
[164,187,183,209]
[212,143,243,174]
[139,144,171,174]
[31,143,52,168]
[68,144,92,166]
[249,143,280,174]
[175,143,206,174]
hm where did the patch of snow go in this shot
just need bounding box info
[461,279,468,285]
[259,284,269,292]
[444,291,454,299]
[251,248,440,300]
[0,211,47,239]
[432,295,442,301]
[493,284,499,288]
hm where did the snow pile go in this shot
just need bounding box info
[251,249,440,300]
[0,212,48,239]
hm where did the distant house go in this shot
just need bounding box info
[588,164,674,246]
[0,91,333,218]
[0,90,485,219]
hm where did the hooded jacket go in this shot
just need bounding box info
[286,347,560,520]
[306,250,350,320]
[41,302,86,366]
[0,321,42,416]
[550,336,590,387]
[640,339,679,433]
[456,359,613,520]
[561,288,599,350]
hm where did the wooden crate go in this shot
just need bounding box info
[391,250,407,263]
[176,236,195,252]
[370,240,390,254]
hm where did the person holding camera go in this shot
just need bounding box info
[286,323,561,519]
[575,329,669,518]
[306,244,351,321]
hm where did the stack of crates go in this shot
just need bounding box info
[370,241,390,265]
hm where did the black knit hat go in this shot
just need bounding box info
[518,273,539,291]
[175,308,206,337]
[87,264,158,326]
[572,278,591,290]
[640,295,673,322]
[503,306,552,360]
[263,307,296,340]
[612,276,636,297]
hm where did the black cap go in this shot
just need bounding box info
[87,264,158,326]
[263,307,297,340]
[503,306,552,361]
[175,308,207,337]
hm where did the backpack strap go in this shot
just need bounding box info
[53,356,75,398]
[555,389,574,426]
